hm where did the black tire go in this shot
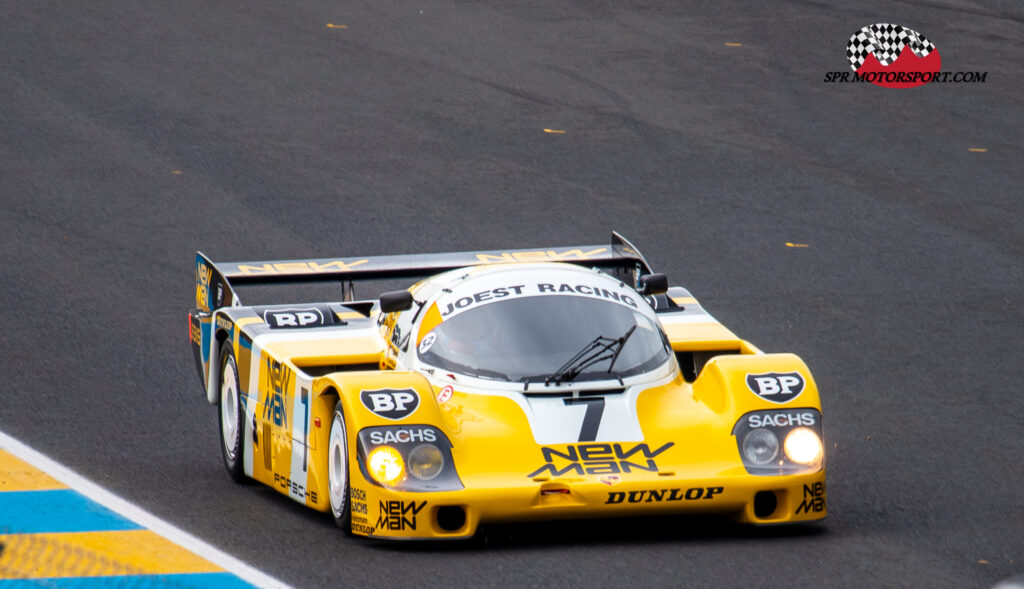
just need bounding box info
[218,344,246,483]
[327,400,352,531]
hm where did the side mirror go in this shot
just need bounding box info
[638,273,668,295]
[379,290,414,313]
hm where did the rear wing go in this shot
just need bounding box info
[193,232,653,312]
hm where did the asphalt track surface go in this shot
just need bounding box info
[2,0,1022,587]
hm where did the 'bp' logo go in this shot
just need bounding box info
[264,308,327,328]
[360,389,420,420]
[746,372,805,404]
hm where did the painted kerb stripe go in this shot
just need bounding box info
[0,430,289,588]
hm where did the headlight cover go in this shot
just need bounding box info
[356,425,463,491]
[408,443,445,481]
[742,428,780,465]
[367,446,405,485]
[784,427,824,465]
[732,409,824,475]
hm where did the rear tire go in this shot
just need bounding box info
[328,401,352,531]
[218,344,246,483]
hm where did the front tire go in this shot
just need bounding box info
[328,401,351,530]
[218,344,246,483]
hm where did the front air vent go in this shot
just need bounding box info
[436,506,467,532]
[675,350,742,382]
[676,352,697,382]
[297,363,378,377]
[522,388,625,398]
[753,491,779,519]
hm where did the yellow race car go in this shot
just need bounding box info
[188,233,825,539]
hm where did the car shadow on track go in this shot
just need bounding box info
[245,483,825,552]
[367,515,827,552]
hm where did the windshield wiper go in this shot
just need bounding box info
[606,325,636,374]
[539,325,637,386]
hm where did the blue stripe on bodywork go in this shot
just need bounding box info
[201,321,212,364]
[0,490,143,534]
[0,573,255,588]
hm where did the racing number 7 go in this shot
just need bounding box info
[564,397,605,442]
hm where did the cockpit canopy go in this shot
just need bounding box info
[417,290,672,384]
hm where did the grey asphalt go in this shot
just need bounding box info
[2,0,1022,587]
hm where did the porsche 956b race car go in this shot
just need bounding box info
[188,233,826,539]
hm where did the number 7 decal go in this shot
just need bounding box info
[564,397,605,442]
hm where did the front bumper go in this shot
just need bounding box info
[349,469,827,539]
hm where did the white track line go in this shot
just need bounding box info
[0,429,290,588]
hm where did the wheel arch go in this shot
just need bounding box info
[306,383,345,514]
[306,371,443,513]
[205,325,234,405]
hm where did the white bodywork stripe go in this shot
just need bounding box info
[250,323,380,345]
[657,312,720,325]
[521,367,677,444]
[523,389,645,445]
[248,330,319,506]
[288,380,311,503]
[244,340,263,478]
[434,363,678,446]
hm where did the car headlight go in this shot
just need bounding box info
[742,428,779,464]
[408,444,444,481]
[732,409,824,475]
[357,425,463,491]
[367,446,405,485]
[784,427,823,465]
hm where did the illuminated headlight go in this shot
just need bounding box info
[357,425,464,492]
[732,409,824,475]
[784,427,823,465]
[367,446,405,485]
[742,429,779,464]
[408,444,444,481]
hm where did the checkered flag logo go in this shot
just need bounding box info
[847,23,936,71]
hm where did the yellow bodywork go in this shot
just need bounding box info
[203,293,826,539]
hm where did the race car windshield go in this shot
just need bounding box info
[418,295,671,383]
